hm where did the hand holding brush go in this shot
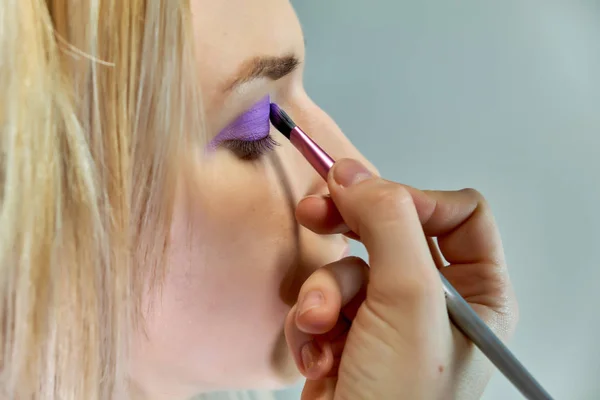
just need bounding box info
[273,104,553,400]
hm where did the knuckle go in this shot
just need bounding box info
[370,271,440,308]
[460,187,487,204]
[489,294,520,341]
[460,188,494,218]
[474,264,508,299]
[367,183,414,221]
[327,256,370,298]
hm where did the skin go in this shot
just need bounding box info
[131,0,372,398]
[287,161,519,398]
[130,1,518,399]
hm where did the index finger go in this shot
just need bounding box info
[296,187,505,268]
[406,187,505,266]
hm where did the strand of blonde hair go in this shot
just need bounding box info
[0,0,201,398]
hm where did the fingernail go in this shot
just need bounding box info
[299,291,324,316]
[333,159,373,188]
[301,341,321,372]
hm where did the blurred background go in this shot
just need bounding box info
[274,0,600,399]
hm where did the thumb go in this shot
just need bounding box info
[326,158,443,310]
[326,159,451,400]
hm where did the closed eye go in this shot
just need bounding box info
[222,135,279,160]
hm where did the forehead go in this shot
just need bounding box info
[191,0,304,111]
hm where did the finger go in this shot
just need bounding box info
[297,185,504,268]
[340,285,367,321]
[410,187,513,314]
[406,187,505,266]
[296,195,348,234]
[284,306,346,380]
[296,195,360,240]
[327,159,443,310]
[301,377,337,400]
[285,257,369,379]
[296,256,368,334]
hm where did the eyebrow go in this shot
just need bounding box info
[223,55,300,92]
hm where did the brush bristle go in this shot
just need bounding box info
[269,103,295,139]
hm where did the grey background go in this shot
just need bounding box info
[276,0,600,399]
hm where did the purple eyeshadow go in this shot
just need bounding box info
[207,95,271,150]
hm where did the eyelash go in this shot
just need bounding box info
[222,135,279,160]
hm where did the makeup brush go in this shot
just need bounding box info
[269,103,553,400]
[269,104,334,181]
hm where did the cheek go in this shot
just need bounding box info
[136,156,301,386]
[171,157,298,315]
[187,164,296,277]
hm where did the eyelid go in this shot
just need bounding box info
[208,95,271,150]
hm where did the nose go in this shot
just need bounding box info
[288,94,379,193]
[275,94,375,305]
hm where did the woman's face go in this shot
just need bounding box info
[132,0,372,397]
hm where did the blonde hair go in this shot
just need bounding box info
[0,0,203,398]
